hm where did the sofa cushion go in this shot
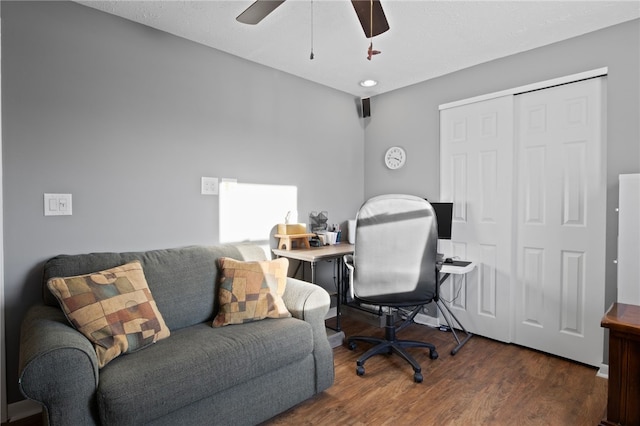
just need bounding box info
[213,257,291,327]
[47,261,170,368]
[97,318,314,424]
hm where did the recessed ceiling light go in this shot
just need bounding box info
[359,79,378,87]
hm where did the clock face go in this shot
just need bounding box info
[385,146,406,169]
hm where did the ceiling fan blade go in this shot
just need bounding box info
[236,0,286,25]
[351,0,390,38]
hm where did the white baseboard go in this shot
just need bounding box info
[414,312,440,328]
[8,399,42,422]
[596,363,609,379]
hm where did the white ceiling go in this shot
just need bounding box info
[75,1,640,97]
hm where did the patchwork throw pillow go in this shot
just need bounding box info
[47,261,170,368]
[213,257,291,327]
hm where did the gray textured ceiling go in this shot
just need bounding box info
[76,1,640,97]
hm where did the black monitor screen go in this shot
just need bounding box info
[430,202,453,240]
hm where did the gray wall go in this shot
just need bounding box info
[365,18,639,349]
[2,1,364,403]
[3,0,638,408]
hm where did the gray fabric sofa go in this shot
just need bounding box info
[18,244,334,425]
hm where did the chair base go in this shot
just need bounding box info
[347,308,438,383]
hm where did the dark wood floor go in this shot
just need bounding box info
[264,315,608,425]
[6,316,607,426]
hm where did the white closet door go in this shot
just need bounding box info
[440,95,514,343]
[514,78,605,367]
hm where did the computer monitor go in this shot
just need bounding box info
[430,202,453,240]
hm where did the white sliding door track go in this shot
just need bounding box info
[439,67,608,111]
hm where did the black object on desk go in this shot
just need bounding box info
[445,259,471,267]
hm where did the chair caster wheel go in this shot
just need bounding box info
[414,372,423,383]
[430,350,439,360]
[356,365,365,376]
[348,341,357,350]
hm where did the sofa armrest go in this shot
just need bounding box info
[282,278,334,392]
[282,278,329,323]
[19,305,100,426]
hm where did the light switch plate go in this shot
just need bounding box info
[201,177,219,195]
[44,193,72,216]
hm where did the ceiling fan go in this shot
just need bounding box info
[236,0,390,38]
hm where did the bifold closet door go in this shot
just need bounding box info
[514,78,605,367]
[440,77,606,365]
[440,95,514,343]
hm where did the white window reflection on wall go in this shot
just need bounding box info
[219,181,298,256]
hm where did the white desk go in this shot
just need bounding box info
[437,261,476,355]
[440,260,475,275]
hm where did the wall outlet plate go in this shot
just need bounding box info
[44,193,72,216]
[201,177,219,195]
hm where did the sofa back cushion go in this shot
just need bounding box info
[43,245,264,331]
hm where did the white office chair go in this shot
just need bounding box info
[344,194,440,383]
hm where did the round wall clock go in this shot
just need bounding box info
[384,146,406,170]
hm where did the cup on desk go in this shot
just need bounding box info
[325,231,338,245]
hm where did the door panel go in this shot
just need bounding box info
[440,95,514,343]
[514,78,605,367]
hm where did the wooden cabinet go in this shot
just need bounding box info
[600,303,640,426]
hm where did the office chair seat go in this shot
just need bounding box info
[345,194,440,383]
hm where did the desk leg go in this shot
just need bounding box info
[324,259,346,347]
[325,258,344,333]
[437,273,473,355]
[310,261,316,284]
[335,258,343,332]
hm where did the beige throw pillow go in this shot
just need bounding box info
[47,261,170,368]
[213,257,291,327]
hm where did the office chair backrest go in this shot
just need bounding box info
[352,194,438,306]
